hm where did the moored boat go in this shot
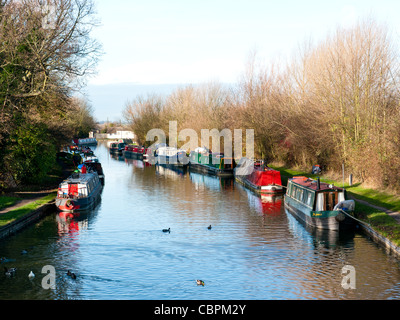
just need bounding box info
[284,176,356,231]
[56,171,102,213]
[189,150,236,177]
[156,146,188,166]
[83,157,105,185]
[234,158,284,195]
[78,138,98,146]
[123,144,147,159]
[143,143,167,163]
[109,140,126,155]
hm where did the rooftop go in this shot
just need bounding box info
[290,176,343,192]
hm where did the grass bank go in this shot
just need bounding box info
[270,165,400,247]
[0,155,74,229]
[0,193,56,227]
[0,196,22,210]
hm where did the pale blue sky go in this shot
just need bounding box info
[87,0,400,120]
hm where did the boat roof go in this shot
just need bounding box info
[61,172,98,185]
[290,176,344,192]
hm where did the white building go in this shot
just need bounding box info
[94,130,136,141]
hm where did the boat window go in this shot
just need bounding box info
[287,183,292,195]
[297,189,303,201]
[307,193,313,206]
[302,190,308,204]
[316,193,324,211]
[80,187,87,197]
[295,187,299,200]
[291,186,296,197]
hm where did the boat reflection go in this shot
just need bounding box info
[285,208,356,250]
[56,204,99,236]
[236,182,283,215]
[124,158,152,169]
[250,193,283,216]
[189,171,234,191]
[110,153,125,162]
[155,163,188,180]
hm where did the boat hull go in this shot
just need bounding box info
[284,195,355,231]
[189,162,234,177]
[56,192,101,213]
[110,148,123,155]
[235,174,284,195]
[124,150,144,159]
[157,154,188,167]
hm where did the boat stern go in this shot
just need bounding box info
[56,198,81,212]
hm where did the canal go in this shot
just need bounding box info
[1,142,400,300]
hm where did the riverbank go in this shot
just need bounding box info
[0,156,74,237]
[271,165,400,255]
[0,193,56,239]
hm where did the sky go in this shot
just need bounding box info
[85,0,400,121]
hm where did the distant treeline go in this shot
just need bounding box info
[0,0,100,189]
[124,18,400,191]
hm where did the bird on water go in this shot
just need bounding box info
[207,225,212,230]
[4,267,17,277]
[196,280,205,286]
[162,228,171,233]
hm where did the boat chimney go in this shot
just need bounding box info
[317,177,320,190]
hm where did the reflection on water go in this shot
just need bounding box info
[1,142,400,300]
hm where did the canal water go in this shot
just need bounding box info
[1,142,400,300]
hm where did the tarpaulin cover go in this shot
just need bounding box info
[247,168,282,186]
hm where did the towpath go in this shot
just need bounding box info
[0,189,56,216]
[348,195,400,224]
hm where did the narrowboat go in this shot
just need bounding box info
[78,138,98,146]
[143,143,167,163]
[284,176,356,231]
[84,157,105,185]
[124,144,147,159]
[156,147,188,166]
[81,146,94,158]
[56,171,102,213]
[234,158,284,195]
[189,151,236,177]
[109,140,126,155]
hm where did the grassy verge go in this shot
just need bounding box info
[0,196,22,210]
[270,165,400,247]
[0,193,56,227]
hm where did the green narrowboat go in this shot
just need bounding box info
[284,176,356,231]
[189,151,236,177]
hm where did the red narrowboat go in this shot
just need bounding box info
[123,144,147,158]
[234,158,284,195]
